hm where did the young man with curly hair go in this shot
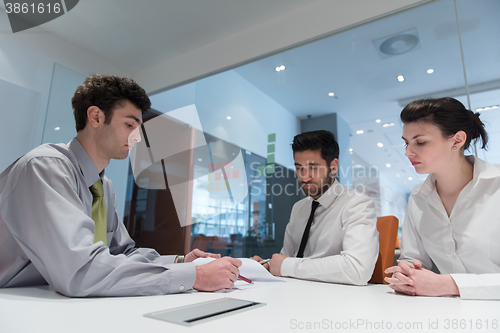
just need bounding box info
[0,74,241,297]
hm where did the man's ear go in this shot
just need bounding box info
[330,158,339,176]
[87,106,103,128]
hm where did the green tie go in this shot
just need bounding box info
[89,179,107,246]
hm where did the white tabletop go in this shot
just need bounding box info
[1,279,499,333]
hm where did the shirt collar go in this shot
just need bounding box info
[68,138,102,188]
[413,173,436,199]
[470,156,500,181]
[316,179,342,208]
[413,156,500,199]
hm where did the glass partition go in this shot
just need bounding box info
[455,0,500,163]
[124,108,302,256]
[41,63,132,221]
[124,0,500,254]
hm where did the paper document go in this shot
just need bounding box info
[193,257,284,282]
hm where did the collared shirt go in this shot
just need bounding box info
[280,181,379,285]
[400,156,500,300]
[0,138,195,296]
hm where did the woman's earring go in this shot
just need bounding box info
[453,146,457,150]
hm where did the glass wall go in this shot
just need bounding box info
[455,0,500,163]
[123,0,500,254]
[41,63,131,221]
[124,108,302,257]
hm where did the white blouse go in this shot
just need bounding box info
[400,156,500,300]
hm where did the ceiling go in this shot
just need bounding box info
[232,0,500,193]
[0,0,314,71]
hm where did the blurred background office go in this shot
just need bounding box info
[1,0,499,258]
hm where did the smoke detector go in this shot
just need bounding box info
[373,28,422,59]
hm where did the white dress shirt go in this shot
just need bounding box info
[0,138,195,296]
[280,181,379,285]
[400,156,500,300]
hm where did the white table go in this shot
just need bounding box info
[1,279,499,333]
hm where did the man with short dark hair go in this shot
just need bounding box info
[253,130,378,285]
[0,74,241,296]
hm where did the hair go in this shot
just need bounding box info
[71,74,151,132]
[292,130,340,165]
[400,97,488,150]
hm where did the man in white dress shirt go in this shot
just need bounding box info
[253,130,379,285]
[0,74,241,296]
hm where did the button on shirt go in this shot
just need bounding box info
[0,138,195,296]
[280,181,379,285]
[400,156,500,300]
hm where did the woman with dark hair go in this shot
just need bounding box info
[385,97,500,299]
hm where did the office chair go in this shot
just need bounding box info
[369,215,399,284]
[191,235,212,251]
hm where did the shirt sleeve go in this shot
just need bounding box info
[398,196,433,270]
[449,274,500,300]
[280,194,379,285]
[1,156,195,297]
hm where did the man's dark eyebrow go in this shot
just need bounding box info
[126,115,142,125]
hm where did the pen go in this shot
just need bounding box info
[259,259,270,265]
[238,275,253,283]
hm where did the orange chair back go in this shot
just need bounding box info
[369,215,399,284]
[210,236,228,249]
[191,235,212,251]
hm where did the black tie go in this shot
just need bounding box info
[297,200,320,258]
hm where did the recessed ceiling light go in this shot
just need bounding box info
[476,105,499,112]
[328,92,335,97]
[375,119,381,123]
[427,69,434,74]
[408,177,413,181]
[349,148,353,152]
[275,65,286,72]
[397,75,405,82]
[226,116,231,120]
[356,130,364,135]
[386,164,391,168]
[377,143,384,148]
[54,127,60,131]
[198,158,202,162]
[382,122,395,128]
